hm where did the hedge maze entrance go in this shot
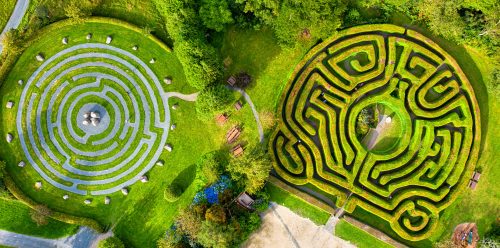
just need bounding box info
[270,25,481,240]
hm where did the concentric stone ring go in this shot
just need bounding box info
[16,42,170,195]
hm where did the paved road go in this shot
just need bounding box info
[0,0,30,53]
[0,227,101,248]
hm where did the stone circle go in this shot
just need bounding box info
[16,40,173,196]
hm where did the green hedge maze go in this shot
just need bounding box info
[15,31,171,196]
[270,25,481,240]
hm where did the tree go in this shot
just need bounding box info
[196,151,226,184]
[195,84,233,120]
[164,183,182,202]
[1,29,24,55]
[205,204,227,224]
[98,237,125,248]
[272,0,346,46]
[227,146,271,194]
[235,72,252,88]
[416,0,466,42]
[235,0,280,25]
[157,228,186,248]
[153,0,223,89]
[64,1,91,22]
[176,208,204,239]
[199,0,234,31]
[196,220,239,248]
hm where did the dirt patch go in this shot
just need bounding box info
[243,203,356,248]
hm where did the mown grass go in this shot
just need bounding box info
[265,183,331,225]
[0,197,78,238]
[335,219,394,248]
[0,0,16,31]
[0,19,261,247]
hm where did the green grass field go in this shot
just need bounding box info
[335,219,394,248]
[265,183,331,225]
[0,198,78,238]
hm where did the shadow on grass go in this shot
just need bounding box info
[171,164,197,193]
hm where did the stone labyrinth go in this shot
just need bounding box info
[16,41,171,196]
[270,25,481,240]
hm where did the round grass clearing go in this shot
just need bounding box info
[270,24,481,241]
[0,18,188,202]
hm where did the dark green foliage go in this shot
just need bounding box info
[235,72,252,88]
[98,237,125,248]
[356,106,378,138]
[205,204,227,223]
[273,0,346,46]
[195,83,233,120]
[196,220,239,248]
[235,0,346,46]
[252,189,270,212]
[164,183,182,202]
[153,0,223,89]
[227,146,271,194]
[235,0,280,25]
[196,151,227,185]
[175,40,223,90]
[157,228,186,248]
[199,0,234,31]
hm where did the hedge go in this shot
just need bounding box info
[268,24,481,241]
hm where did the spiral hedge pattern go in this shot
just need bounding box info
[16,39,170,196]
[270,25,481,240]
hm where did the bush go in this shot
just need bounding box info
[196,151,226,185]
[98,237,124,248]
[205,204,227,224]
[199,0,234,31]
[164,183,182,202]
[195,84,233,120]
[154,0,223,89]
[227,146,271,194]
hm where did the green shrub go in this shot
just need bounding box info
[98,237,124,248]
[199,0,233,31]
[227,146,272,194]
[205,204,227,224]
[196,151,227,185]
[195,84,233,120]
[164,183,182,202]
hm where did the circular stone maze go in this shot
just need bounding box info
[1,19,179,198]
[270,25,481,240]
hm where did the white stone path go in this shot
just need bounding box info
[0,0,30,53]
[16,43,173,195]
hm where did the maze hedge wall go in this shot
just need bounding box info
[270,24,481,240]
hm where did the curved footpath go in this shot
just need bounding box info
[0,227,102,248]
[0,0,30,53]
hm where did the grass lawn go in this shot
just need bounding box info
[265,183,331,225]
[0,197,78,238]
[0,0,16,31]
[335,219,394,248]
[0,18,262,248]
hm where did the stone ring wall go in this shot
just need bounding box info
[16,43,170,196]
[270,25,481,240]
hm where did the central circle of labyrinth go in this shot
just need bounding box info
[270,25,480,240]
[16,43,170,196]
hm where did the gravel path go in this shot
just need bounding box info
[243,203,355,248]
[0,0,30,53]
[0,227,101,248]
